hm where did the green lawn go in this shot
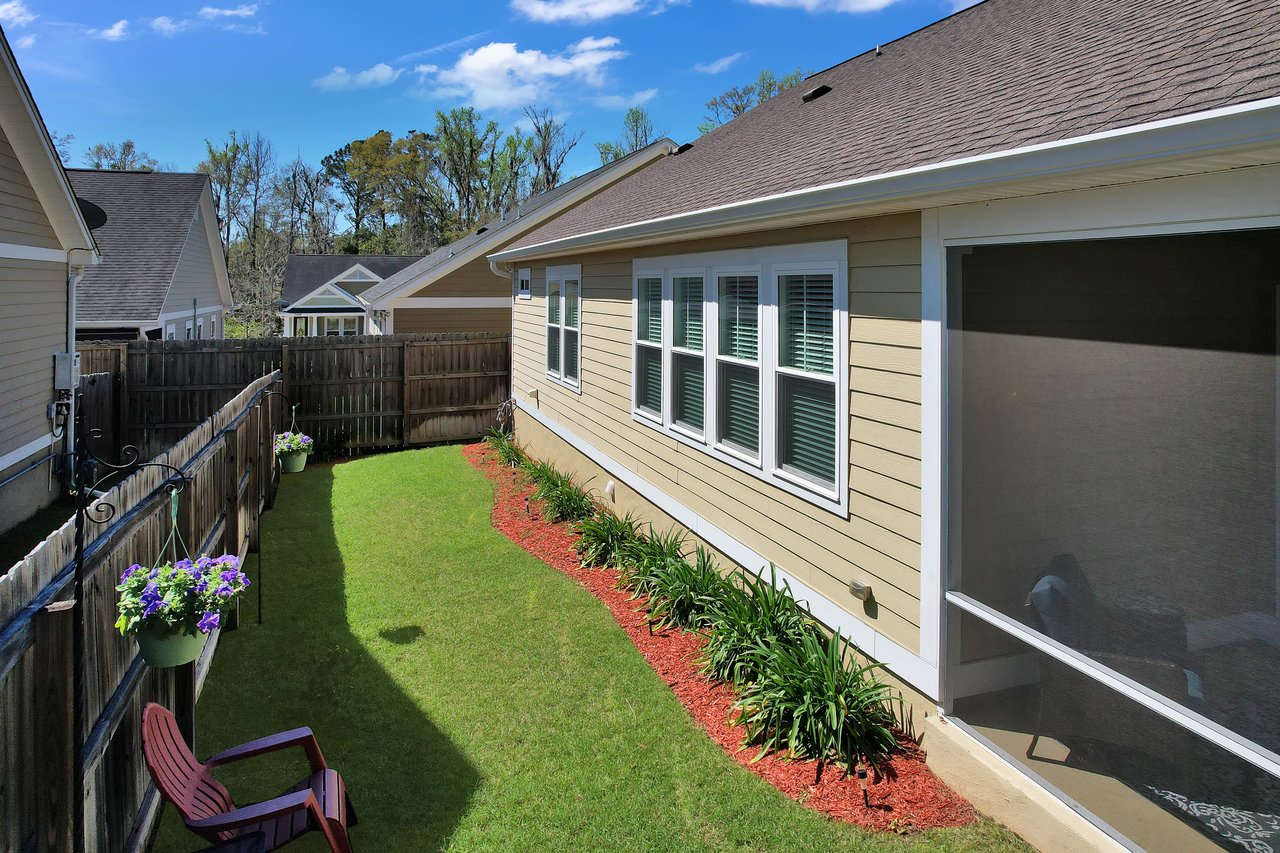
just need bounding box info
[153,447,1026,852]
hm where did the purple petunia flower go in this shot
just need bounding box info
[194,580,209,594]
[215,584,234,597]
[121,564,142,582]
[175,558,194,571]
[197,611,220,633]
[142,598,167,618]
[149,568,160,580]
[220,569,239,583]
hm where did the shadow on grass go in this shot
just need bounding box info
[153,464,480,852]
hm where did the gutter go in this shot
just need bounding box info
[491,96,1280,262]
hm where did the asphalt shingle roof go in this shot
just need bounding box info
[67,169,211,322]
[362,138,673,303]
[281,255,424,306]
[509,0,1280,251]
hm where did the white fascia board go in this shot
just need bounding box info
[492,97,1280,262]
[369,139,677,309]
[199,186,233,307]
[320,262,382,292]
[282,281,365,311]
[516,396,940,697]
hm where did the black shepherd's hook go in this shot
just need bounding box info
[250,388,294,625]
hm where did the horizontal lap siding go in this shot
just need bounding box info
[0,260,64,454]
[406,257,513,299]
[0,129,58,249]
[512,214,924,653]
[395,307,510,333]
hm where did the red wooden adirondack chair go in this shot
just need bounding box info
[142,703,357,852]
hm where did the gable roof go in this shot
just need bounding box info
[67,169,211,322]
[281,255,423,306]
[362,137,675,306]
[501,0,1280,256]
[0,30,96,259]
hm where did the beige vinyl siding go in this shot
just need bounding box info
[0,127,59,250]
[395,307,510,334]
[512,213,924,653]
[161,204,222,317]
[405,256,513,299]
[0,259,63,455]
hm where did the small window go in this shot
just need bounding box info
[546,265,582,389]
[777,272,836,487]
[716,274,760,458]
[292,317,309,336]
[165,324,175,340]
[672,275,705,436]
[516,267,531,300]
[184,321,193,340]
[634,275,663,419]
[197,318,204,339]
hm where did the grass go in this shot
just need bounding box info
[153,447,1026,852]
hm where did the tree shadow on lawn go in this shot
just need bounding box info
[151,464,480,852]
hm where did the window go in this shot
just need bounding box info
[546,264,582,390]
[516,267,531,300]
[197,318,204,339]
[292,317,309,337]
[323,316,359,336]
[184,320,193,340]
[632,241,847,512]
[165,324,175,340]
[634,275,662,419]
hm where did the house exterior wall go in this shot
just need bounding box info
[510,213,926,667]
[404,256,511,299]
[0,126,58,250]
[161,204,224,329]
[0,257,65,532]
[395,307,509,334]
[391,256,512,334]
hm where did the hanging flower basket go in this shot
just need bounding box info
[116,555,249,668]
[275,431,314,474]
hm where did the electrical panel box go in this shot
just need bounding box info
[54,351,80,390]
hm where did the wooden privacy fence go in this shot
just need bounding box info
[77,333,511,460]
[0,371,284,853]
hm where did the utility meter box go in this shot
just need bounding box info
[54,351,80,390]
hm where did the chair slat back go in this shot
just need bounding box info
[142,703,237,837]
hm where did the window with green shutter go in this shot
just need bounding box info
[777,272,836,486]
[673,275,704,434]
[716,274,759,458]
[634,276,663,419]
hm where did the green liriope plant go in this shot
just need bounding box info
[484,426,527,468]
[646,545,731,632]
[699,565,819,686]
[573,509,643,569]
[733,629,899,782]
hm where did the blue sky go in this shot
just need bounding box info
[6,0,973,179]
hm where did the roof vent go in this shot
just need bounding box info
[675,142,693,154]
[476,226,488,235]
[801,84,832,103]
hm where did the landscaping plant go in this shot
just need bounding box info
[618,524,687,597]
[733,629,899,782]
[646,545,731,631]
[573,509,643,569]
[485,426,527,468]
[529,465,595,522]
[700,565,819,685]
[274,431,315,456]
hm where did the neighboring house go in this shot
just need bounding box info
[278,254,422,336]
[68,169,231,341]
[356,140,676,335]
[0,32,99,536]
[490,0,1280,849]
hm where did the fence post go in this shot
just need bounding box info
[401,342,411,448]
[116,344,129,454]
[33,600,75,853]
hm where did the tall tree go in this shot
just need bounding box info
[432,108,501,234]
[274,158,337,255]
[595,107,656,165]
[322,136,384,251]
[198,131,248,248]
[50,131,75,164]
[524,106,582,194]
[236,131,276,274]
[698,67,807,134]
[385,130,448,254]
[82,139,158,171]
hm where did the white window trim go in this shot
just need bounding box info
[184,320,193,340]
[545,263,582,393]
[516,267,532,300]
[631,240,849,516]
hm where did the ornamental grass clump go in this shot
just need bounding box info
[618,525,687,597]
[700,565,819,686]
[115,554,249,639]
[574,509,643,569]
[529,465,595,522]
[485,426,527,468]
[733,629,899,782]
[274,431,315,456]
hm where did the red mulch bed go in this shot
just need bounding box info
[463,441,978,833]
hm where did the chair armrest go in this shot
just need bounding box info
[187,790,321,832]
[206,727,327,772]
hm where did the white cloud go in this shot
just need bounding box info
[313,62,405,92]
[15,33,35,48]
[90,19,130,41]
[694,52,744,74]
[198,4,259,19]
[424,36,628,110]
[511,0,644,23]
[151,16,188,36]
[593,87,657,109]
[745,0,902,12]
[0,1,35,27]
